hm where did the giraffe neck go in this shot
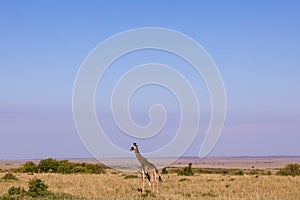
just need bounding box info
[134,148,147,165]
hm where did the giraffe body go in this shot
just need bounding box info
[130,143,162,193]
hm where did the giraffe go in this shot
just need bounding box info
[130,143,162,193]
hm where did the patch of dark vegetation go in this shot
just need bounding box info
[1,173,18,181]
[13,158,107,174]
[18,161,38,173]
[194,168,229,175]
[169,166,273,176]
[182,193,191,197]
[201,190,217,197]
[194,168,271,176]
[27,178,50,197]
[1,178,49,199]
[124,174,139,179]
[248,169,272,175]
[7,186,26,196]
[0,192,79,200]
[161,167,168,174]
[0,178,80,200]
[235,170,244,175]
[179,178,189,182]
[177,163,194,176]
[276,163,300,176]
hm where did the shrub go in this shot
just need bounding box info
[124,174,138,179]
[27,178,49,197]
[193,168,230,175]
[267,171,272,175]
[2,178,79,199]
[21,161,38,173]
[37,158,60,173]
[13,158,107,175]
[161,167,168,174]
[179,178,189,182]
[57,160,76,174]
[235,170,244,176]
[1,173,18,181]
[276,163,300,176]
[177,163,194,176]
[7,186,26,196]
[80,163,99,173]
[71,166,87,173]
[37,158,106,174]
[88,163,106,174]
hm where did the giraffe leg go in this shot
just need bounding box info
[154,170,158,193]
[148,179,152,191]
[155,173,158,193]
[142,173,145,194]
[151,171,155,193]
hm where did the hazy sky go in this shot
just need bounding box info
[0,1,300,159]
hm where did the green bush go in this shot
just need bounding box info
[124,174,138,179]
[161,167,168,174]
[177,163,194,176]
[84,163,106,174]
[27,178,49,197]
[13,158,107,175]
[1,173,18,181]
[21,161,38,173]
[179,178,189,182]
[57,160,77,174]
[191,167,228,175]
[1,178,81,199]
[72,166,87,173]
[276,163,300,176]
[7,186,26,196]
[37,158,106,174]
[38,158,60,173]
[235,170,244,176]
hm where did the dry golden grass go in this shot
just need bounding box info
[1,172,300,199]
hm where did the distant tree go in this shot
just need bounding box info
[14,158,107,174]
[22,161,38,173]
[177,163,194,176]
[38,158,60,173]
[161,167,168,174]
[276,163,300,176]
[57,160,76,174]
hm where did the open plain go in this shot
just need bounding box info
[0,157,300,199]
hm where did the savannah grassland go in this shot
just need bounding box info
[0,172,300,199]
[0,158,300,200]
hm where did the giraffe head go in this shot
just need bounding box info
[130,143,138,151]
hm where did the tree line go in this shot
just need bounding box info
[13,158,107,174]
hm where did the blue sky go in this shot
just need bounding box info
[0,1,300,159]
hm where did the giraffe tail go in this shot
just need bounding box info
[156,169,163,183]
[159,175,163,183]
